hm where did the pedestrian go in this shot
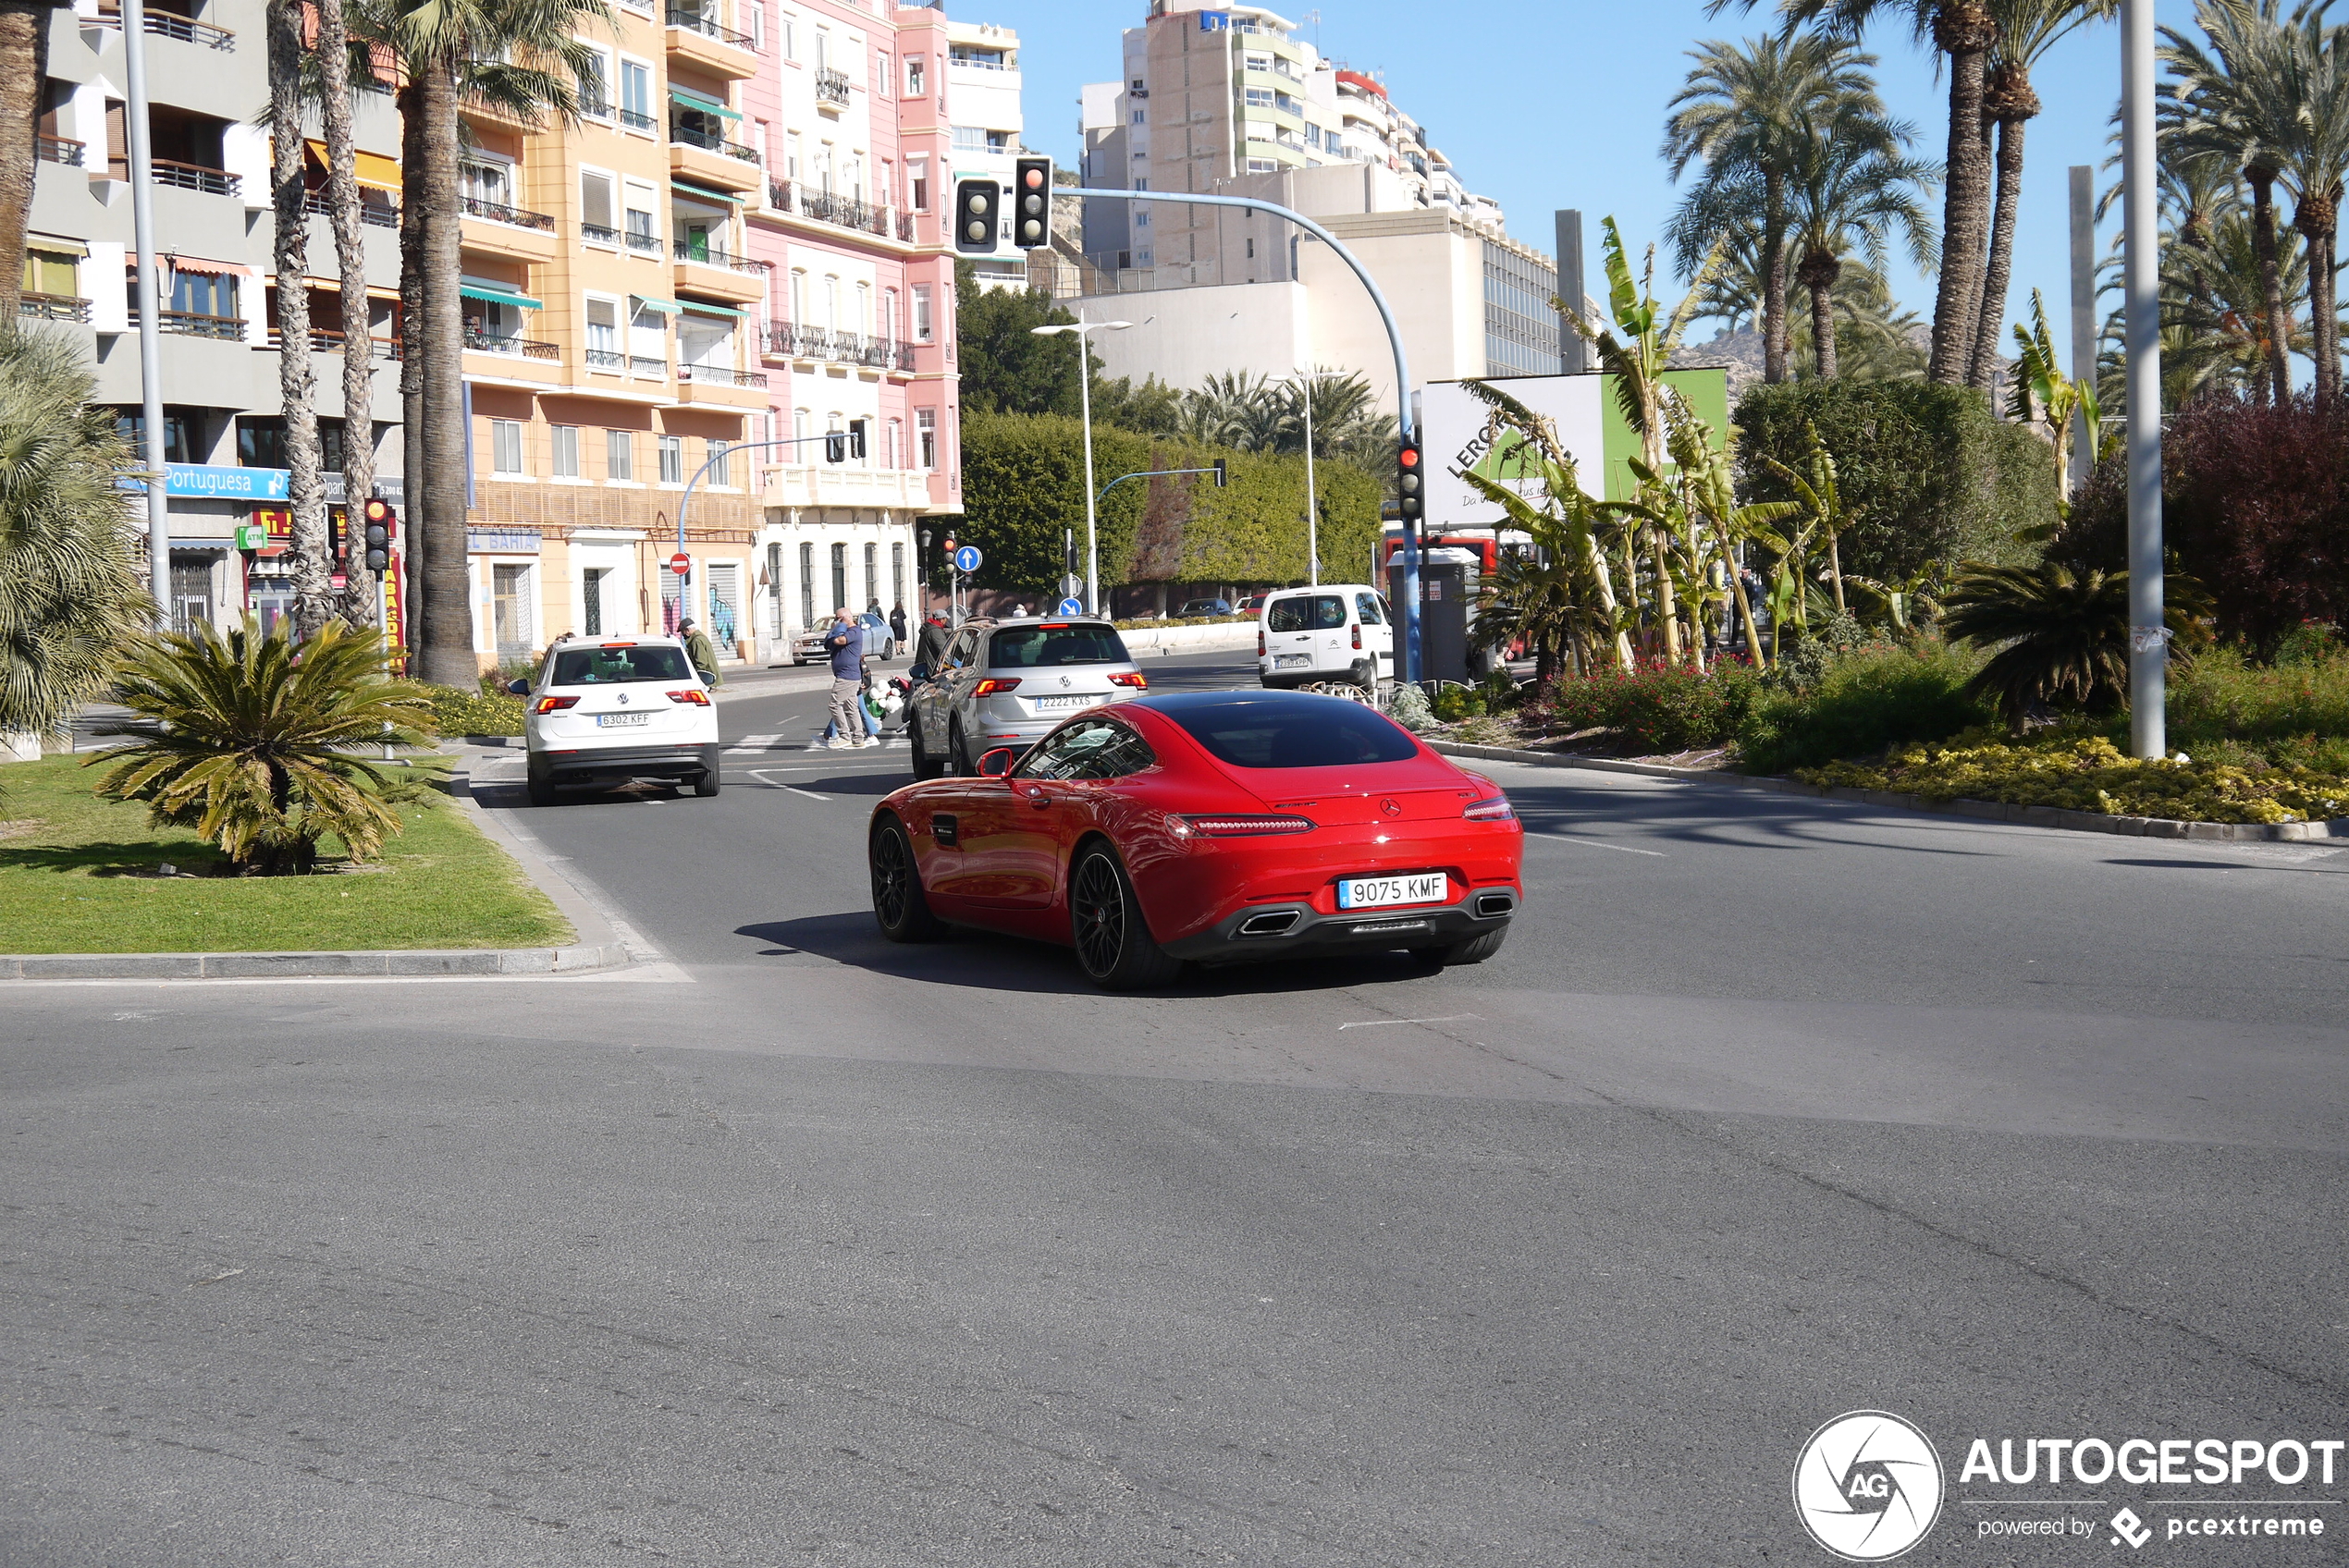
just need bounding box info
[889,602,907,646]
[915,610,949,676]
[680,618,723,688]
[819,606,873,750]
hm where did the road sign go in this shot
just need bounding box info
[669,553,692,575]
[953,545,983,573]
[1057,596,1084,616]
[1062,573,1082,597]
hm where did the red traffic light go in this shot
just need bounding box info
[363,497,392,521]
[1398,446,1420,469]
[1023,166,1045,189]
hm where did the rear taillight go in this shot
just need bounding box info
[1258,629,1266,655]
[1463,794,1515,822]
[534,695,579,714]
[666,689,711,706]
[1351,623,1362,650]
[972,678,1021,697]
[1107,671,1148,689]
[1174,814,1316,838]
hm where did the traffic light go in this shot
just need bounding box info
[1012,156,1052,249]
[362,496,396,574]
[1064,527,1077,579]
[953,178,998,253]
[1396,438,1423,525]
[1211,459,1228,488]
[826,425,869,462]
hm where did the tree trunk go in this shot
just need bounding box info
[2303,196,2341,406]
[1716,525,1767,671]
[2250,166,2292,406]
[416,62,474,687]
[1649,529,1681,665]
[315,0,375,629]
[398,82,426,664]
[1582,532,1633,669]
[1802,249,1842,381]
[1762,171,1789,385]
[1970,92,2034,393]
[0,0,53,319]
[1827,533,1846,615]
[267,0,328,638]
[1927,0,1998,384]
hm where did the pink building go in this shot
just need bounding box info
[742,0,970,637]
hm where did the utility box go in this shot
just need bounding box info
[1389,553,1477,685]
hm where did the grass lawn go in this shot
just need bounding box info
[0,753,572,954]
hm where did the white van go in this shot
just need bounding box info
[1257,584,1396,689]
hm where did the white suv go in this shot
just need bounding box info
[512,637,721,805]
[1257,584,1396,689]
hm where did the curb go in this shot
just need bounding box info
[0,944,633,981]
[1428,741,2349,844]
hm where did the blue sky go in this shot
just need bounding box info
[971,0,2202,353]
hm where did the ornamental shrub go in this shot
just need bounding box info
[1797,735,2349,825]
[1735,639,1989,774]
[1534,660,1762,753]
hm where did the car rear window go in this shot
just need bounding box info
[986,623,1131,668]
[1164,697,1420,768]
[1266,594,1347,632]
[550,644,695,685]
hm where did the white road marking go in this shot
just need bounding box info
[1337,1014,1482,1030]
[1529,830,1667,857]
[751,768,830,801]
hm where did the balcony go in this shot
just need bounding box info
[672,245,768,302]
[36,136,83,166]
[664,6,756,78]
[306,190,400,228]
[815,66,850,109]
[583,222,619,245]
[618,106,658,133]
[19,293,92,323]
[152,159,240,197]
[667,122,762,192]
[462,325,560,361]
[678,363,766,388]
[157,310,245,340]
[676,361,769,407]
[625,228,665,256]
[91,8,234,48]
[631,354,669,378]
[672,239,766,274]
[761,324,914,373]
[775,182,903,241]
[584,346,625,371]
[461,194,555,231]
[265,326,402,360]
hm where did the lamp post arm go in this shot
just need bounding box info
[1097,466,1220,506]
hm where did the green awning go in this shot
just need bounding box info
[630,295,683,313]
[460,281,542,309]
[678,299,744,319]
[668,85,741,122]
[670,178,745,205]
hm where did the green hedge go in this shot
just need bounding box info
[1734,381,2057,582]
[954,410,1383,597]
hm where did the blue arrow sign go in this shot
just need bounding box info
[1057,596,1085,615]
[953,545,983,573]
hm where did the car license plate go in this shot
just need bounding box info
[596,712,651,729]
[1031,694,1091,712]
[1274,654,1311,668]
[1336,872,1447,910]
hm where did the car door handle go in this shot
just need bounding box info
[1022,787,1052,808]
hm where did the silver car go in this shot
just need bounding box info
[792,610,896,665]
[904,616,1150,778]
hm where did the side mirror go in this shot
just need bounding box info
[506,678,530,696]
[977,747,1015,778]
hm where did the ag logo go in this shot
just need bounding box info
[1792,1411,1944,1562]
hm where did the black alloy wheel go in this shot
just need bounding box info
[526,761,556,807]
[869,817,945,942]
[694,766,721,797]
[1069,845,1184,990]
[908,714,945,780]
[1412,927,1508,967]
[950,719,977,778]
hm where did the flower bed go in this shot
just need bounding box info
[1796,736,2349,825]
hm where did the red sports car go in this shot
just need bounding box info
[867,691,1524,989]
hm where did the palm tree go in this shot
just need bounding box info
[1969,0,2120,391]
[0,328,154,752]
[1792,262,1932,377]
[1780,104,1937,378]
[360,0,609,684]
[315,0,379,628]
[2161,210,2311,395]
[1732,0,2002,384]
[1663,33,1889,384]
[267,0,331,636]
[91,619,431,875]
[0,0,65,318]
[1284,368,1396,465]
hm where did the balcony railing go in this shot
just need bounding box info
[763,324,913,372]
[669,120,760,163]
[461,194,556,231]
[630,354,668,377]
[679,363,767,388]
[948,53,1011,71]
[896,211,916,242]
[789,185,900,239]
[36,136,84,166]
[815,66,850,106]
[462,326,560,360]
[584,346,624,370]
[625,228,664,255]
[19,293,92,323]
[618,106,657,132]
[672,239,769,274]
[666,7,755,48]
[583,221,619,245]
[266,326,402,359]
[305,190,400,228]
[157,310,245,340]
[152,159,240,197]
[92,8,234,47]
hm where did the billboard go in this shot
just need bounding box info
[1420,368,1731,527]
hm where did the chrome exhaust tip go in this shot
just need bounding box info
[1472,891,1517,919]
[1236,910,1302,937]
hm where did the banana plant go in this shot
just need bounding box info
[2008,288,2101,518]
[1666,410,1799,669]
[1759,419,1853,615]
[1845,561,1949,633]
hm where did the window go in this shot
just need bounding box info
[1016,717,1155,781]
[1268,594,1347,632]
[784,130,801,182]
[911,284,932,342]
[624,179,658,250]
[855,280,869,337]
[22,246,79,300]
[984,623,1131,668]
[1246,237,1255,259]
[875,53,890,97]
[812,27,828,72]
[892,541,904,608]
[582,567,608,634]
[1165,695,1419,768]
[885,417,900,469]
[797,540,814,628]
[461,160,511,209]
[777,7,793,58]
[490,419,524,475]
[492,563,534,660]
[581,170,616,240]
[882,287,899,342]
[170,268,236,319]
[916,408,936,469]
[707,561,740,642]
[620,59,653,128]
[585,297,620,366]
[862,541,876,606]
[576,50,610,116]
[904,55,924,95]
[1354,593,1384,626]
[829,541,846,612]
[550,643,695,685]
[551,423,580,477]
[952,126,985,152]
[706,437,732,485]
[1130,106,1146,124]
[606,428,633,481]
[658,434,683,484]
[908,156,928,211]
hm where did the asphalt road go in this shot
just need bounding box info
[5,646,2348,1566]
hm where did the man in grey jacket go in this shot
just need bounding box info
[819,606,870,750]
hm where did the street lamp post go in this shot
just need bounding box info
[1297,366,1318,587]
[1030,315,1131,617]
[2121,0,2166,758]
[123,0,171,626]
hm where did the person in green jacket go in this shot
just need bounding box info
[679,618,723,688]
